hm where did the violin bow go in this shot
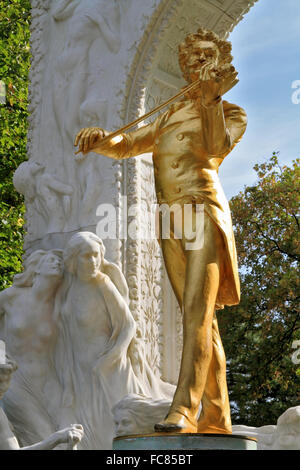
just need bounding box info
[74,78,203,155]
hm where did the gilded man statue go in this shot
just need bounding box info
[74,28,247,434]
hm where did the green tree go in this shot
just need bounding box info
[219,154,300,427]
[0,0,31,290]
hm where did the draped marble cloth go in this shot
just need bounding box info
[98,99,248,308]
[3,366,59,447]
[54,262,174,450]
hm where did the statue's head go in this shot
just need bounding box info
[178,28,232,83]
[64,232,105,281]
[13,161,44,199]
[0,357,18,400]
[13,250,63,287]
[112,394,171,437]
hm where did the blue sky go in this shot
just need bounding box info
[219,0,300,199]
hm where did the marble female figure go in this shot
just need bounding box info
[54,232,149,449]
[0,250,64,445]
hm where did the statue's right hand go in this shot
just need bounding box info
[54,424,84,448]
[74,127,105,157]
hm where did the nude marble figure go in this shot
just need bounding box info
[0,250,65,445]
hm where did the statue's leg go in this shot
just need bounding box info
[155,212,223,432]
[160,231,186,311]
[197,315,232,434]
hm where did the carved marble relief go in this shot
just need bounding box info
[2,0,260,449]
[0,233,174,449]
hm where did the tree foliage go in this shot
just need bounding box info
[219,154,300,426]
[0,0,31,289]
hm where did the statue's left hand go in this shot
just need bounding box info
[199,64,239,106]
[217,64,239,96]
[199,64,238,107]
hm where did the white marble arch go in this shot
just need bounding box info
[24,0,259,385]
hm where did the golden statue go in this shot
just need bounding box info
[74,28,247,435]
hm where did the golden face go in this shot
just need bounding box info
[180,40,220,82]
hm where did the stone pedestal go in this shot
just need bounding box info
[113,433,257,451]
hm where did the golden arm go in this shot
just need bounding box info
[200,99,247,157]
[75,116,161,160]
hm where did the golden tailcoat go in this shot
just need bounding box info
[96,99,247,308]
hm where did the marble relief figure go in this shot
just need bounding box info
[52,0,121,144]
[0,232,173,450]
[0,250,65,445]
[13,161,73,236]
[54,232,174,449]
[51,0,122,227]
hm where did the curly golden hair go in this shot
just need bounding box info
[178,28,233,82]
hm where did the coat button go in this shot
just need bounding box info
[171,161,179,169]
[176,133,184,141]
[175,186,182,194]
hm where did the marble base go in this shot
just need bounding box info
[113,433,257,451]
